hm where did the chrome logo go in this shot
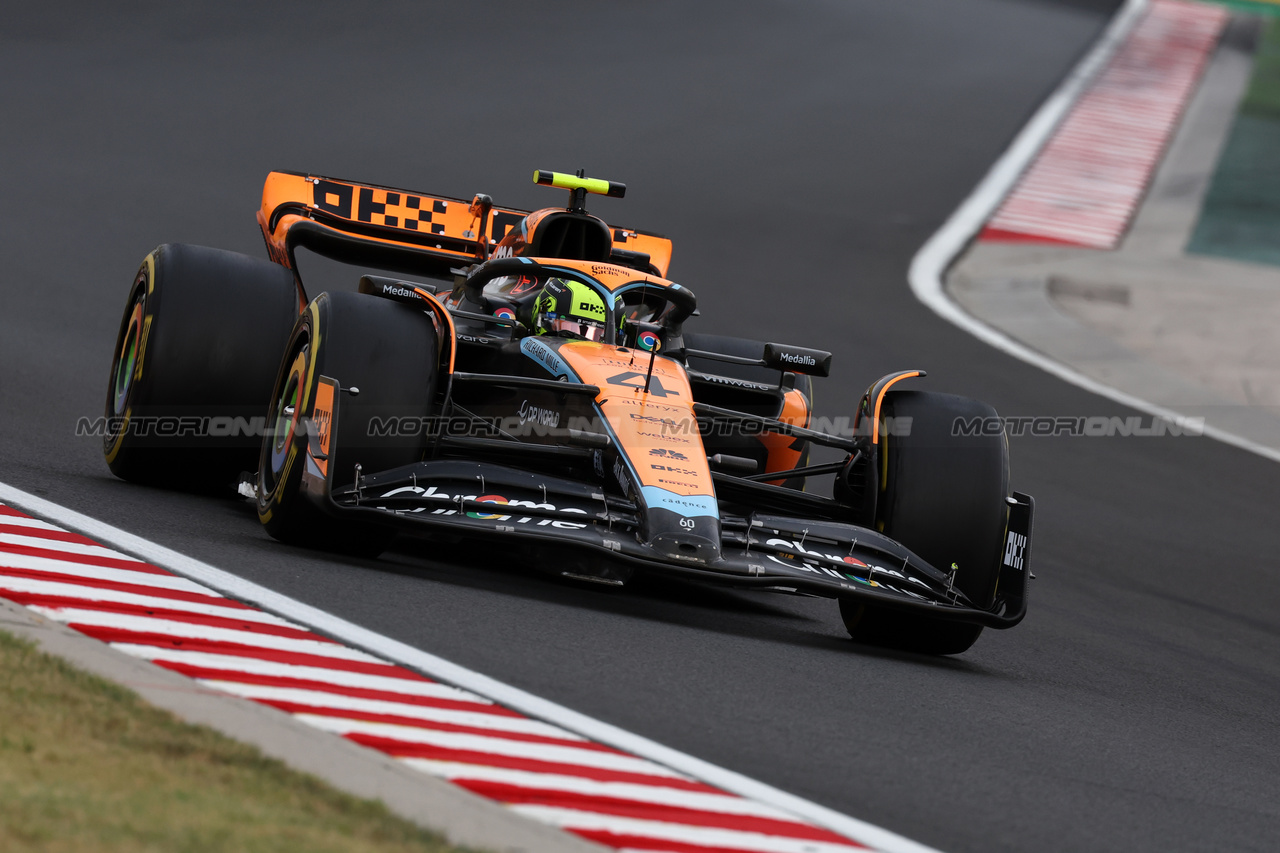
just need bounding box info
[467,494,509,519]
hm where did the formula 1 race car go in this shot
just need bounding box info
[103,169,1032,655]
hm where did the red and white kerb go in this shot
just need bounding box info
[981,0,1227,249]
[0,501,878,853]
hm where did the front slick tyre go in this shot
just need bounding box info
[841,390,1009,656]
[256,291,439,558]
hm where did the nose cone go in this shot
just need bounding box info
[648,530,720,564]
[644,504,721,564]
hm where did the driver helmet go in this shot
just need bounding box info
[533,278,609,342]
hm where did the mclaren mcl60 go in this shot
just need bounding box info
[104,169,1032,655]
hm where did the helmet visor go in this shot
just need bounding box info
[547,316,605,342]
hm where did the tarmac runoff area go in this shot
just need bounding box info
[948,2,1280,456]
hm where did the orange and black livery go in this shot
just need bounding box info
[103,168,1033,655]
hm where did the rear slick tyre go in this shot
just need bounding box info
[103,243,298,491]
[841,390,1009,656]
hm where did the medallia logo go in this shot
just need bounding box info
[381,283,417,299]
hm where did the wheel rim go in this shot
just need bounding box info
[263,337,309,495]
[111,300,144,416]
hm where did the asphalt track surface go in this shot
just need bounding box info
[3,2,1278,851]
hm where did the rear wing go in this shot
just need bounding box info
[257,170,673,281]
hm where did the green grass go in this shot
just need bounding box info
[0,628,474,853]
[1199,2,1280,22]
[1241,13,1280,117]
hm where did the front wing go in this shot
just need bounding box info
[307,458,1032,630]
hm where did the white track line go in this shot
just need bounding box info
[0,480,943,853]
[908,0,1280,466]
